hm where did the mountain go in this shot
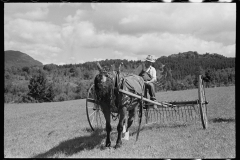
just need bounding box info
[156,51,234,80]
[168,51,226,59]
[5,50,43,68]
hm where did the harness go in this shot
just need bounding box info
[96,70,145,121]
[100,70,123,113]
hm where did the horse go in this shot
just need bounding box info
[94,63,145,148]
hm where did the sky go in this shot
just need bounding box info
[4,3,236,65]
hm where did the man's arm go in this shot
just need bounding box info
[145,67,157,84]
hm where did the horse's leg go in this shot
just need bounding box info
[101,104,112,147]
[115,107,127,149]
[126,100,138,132]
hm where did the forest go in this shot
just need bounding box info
[4,51,235,103]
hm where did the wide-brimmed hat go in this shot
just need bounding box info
[145,55,156,63]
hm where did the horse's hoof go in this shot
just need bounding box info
[122,131,129,140]
[114,142,122,149]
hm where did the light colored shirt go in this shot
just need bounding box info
[145,66,157,82]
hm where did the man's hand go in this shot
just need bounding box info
[145,81,150,84]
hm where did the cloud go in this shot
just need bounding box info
[14,7,49,20]
[4,3,52,21]
[113,50,123,56]
[66,3,235,57]
[93,58,104,61]
[5,18,62,46]
[4,3,236,65]
[71,3,235,45]
[120,15,139,24]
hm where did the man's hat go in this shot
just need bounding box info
[145,55,156,63]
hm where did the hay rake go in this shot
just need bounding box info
[86,75,208,131]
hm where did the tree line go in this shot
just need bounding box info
[4,51,235,103]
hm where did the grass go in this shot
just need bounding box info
[4,86,235,158]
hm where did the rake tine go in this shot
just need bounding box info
[189,106,192,121]
[176,107,179,122]
[182,107,185,122]
[183,107,186,122]
[186,106,190,122]
[172,108,174,122]
[152,109,155,123]
[161,108,163,123]
[168,108,171,122]
[173,107,176,122]
[150,109,152,123]
[151,109,154,124]
[154,110,158,122]
[165,108,168,122]
[165,108,168,123]
[158,109,161,123]
[166,108,168,123]
[159,108,162,123]
[163,108,166,123]
[174,107,177,122]
[145,108,148,124]
[184,106,188,122]
[188,106,192,121]
[149,109,151,123]
[179,108,182,122]
[195,105,199,120]
[152,109,154,123]
[191,105,194,121]
[181,107,184,122]
[183,106,186,122]
[184,106,187,122]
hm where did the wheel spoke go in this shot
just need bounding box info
[88,106,94,109]
[89,110,96,117]
[91,112,95,125]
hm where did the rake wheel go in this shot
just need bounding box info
[198,75,208,129]
[86,84,105,131]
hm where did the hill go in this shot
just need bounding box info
[155,51,235,80]
[5,50,43,68]
[4,51,235,103]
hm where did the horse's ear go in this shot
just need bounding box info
[111,64,115,72]
[142,62,146,72]
[97,62,103,73]
[118,62,123,73]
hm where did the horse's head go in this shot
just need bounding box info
[94,63,115,104]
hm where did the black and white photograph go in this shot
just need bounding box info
[4,2,235,158]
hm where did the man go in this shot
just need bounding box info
[140,55,157,109]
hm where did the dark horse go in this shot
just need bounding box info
[94,63,145,148]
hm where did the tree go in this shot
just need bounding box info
[43,64,58,72]
[22,66,30,74]
[27,70,54,102]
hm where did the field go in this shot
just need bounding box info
[4,86,235,158]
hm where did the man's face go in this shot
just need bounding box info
[145,61,151,68]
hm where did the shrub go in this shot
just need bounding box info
[53,93,68,102]
[4,93,14,103]
[27,70,55,103]
[21,94,38,103]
